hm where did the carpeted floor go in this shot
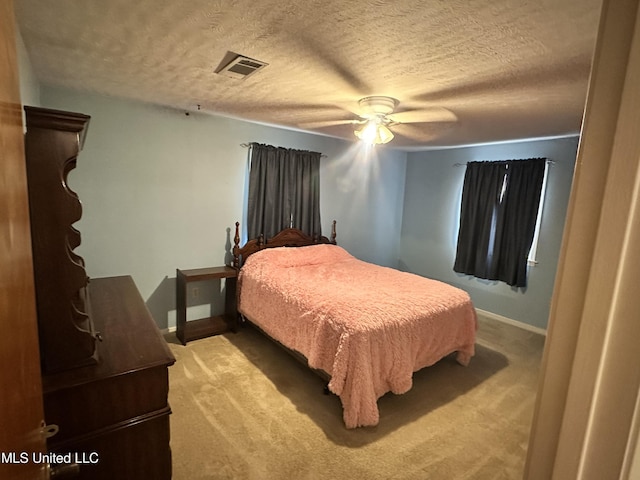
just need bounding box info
[166,313,544,480]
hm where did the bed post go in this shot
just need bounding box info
[232,222,240,269]
[330,220,337,244]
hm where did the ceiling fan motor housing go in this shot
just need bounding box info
[358,96,399,118]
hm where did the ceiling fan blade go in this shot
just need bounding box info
[412,52,591,104]
[284,31,371,97]
[391,122,457,142]
[298,119,361,129]
[389,107,458,124]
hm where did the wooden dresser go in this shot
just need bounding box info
[42,276,175,479]
[24,106,175,478]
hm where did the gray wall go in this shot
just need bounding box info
[39,86,407,329]
[400,137,578,329]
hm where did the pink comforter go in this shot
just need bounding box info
[238,244,477,428]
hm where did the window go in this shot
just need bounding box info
[246,143,322,240]
[527,161,550,265]
[453,158,547,288]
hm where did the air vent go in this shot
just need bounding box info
[216,54,268,80]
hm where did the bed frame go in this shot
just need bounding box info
[232,220,337,269]
[231,221,337,385]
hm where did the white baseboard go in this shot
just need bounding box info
[161,326,177,335]
[475,308,547,336]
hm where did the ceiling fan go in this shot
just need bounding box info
[299,96,459,145]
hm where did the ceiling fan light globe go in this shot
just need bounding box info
[353,127,365,140]
[354,121,378,144]
[377,124,394,144]
[354,121,394,145]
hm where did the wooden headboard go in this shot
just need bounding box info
[232,220,337,269]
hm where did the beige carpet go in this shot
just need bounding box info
[166,313,544,480]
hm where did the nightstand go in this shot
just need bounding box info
[176,266,238,345]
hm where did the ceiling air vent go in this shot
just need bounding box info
[216,53,268,80]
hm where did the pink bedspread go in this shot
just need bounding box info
[238,244,477,428]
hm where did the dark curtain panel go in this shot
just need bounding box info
[453,158,547,287]
[289,148,322,237]
[247,143,322,240]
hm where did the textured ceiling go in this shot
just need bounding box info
[15,0,602,149]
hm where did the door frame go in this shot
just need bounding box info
[525,0,640,478]
[0,1,47,479]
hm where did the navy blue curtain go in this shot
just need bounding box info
[453,158,546,287]
[247,143,322,240]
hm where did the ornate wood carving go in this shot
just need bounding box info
[24,106,99,373]
[232,220,337,269]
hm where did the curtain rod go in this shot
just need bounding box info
[240,143,327,157]
[453,159,555,167]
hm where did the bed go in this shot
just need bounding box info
[232,222,477,428]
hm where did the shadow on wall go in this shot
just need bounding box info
[398,259,527,294]
[225,226,233,266]
[146,228,235,330]
[146,275,229,330]
[146,276,176,330]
